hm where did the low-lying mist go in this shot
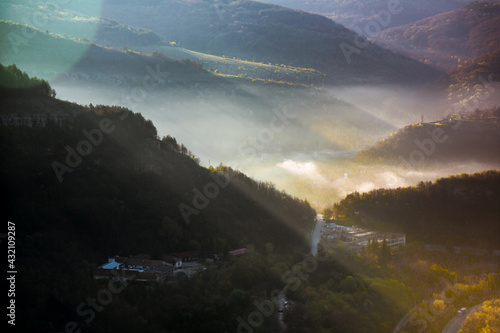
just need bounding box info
[241,158,500,209]
[52,80,499,209]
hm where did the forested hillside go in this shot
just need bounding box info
[360,109,500,165]
[0,21,210,84]
[0,0,163,48]
[374,2,500,70]
[329,171,500,248]
[262,0,474,30]
[0,72,318,331]
[65,0,440,83]
[442,50,500,107]
[0,63,55,97]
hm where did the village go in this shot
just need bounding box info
[320,219,406,253]
[93,248,247,283]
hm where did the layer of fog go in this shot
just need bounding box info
[52,80,498,209]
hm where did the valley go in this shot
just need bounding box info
[1,0,499,332]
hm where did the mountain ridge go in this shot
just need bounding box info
[373,1,500,70]
[82,0,441,84]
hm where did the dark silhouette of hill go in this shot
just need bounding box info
[331,171,500,248]
[360,110,500,165]
[1,76,316,257]
[0,63,56,98]
[0,68,320,332]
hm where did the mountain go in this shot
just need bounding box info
[1,64,316,252]
[0,0,329,85]
[260,0,476,30]
[62,0,440,84]
[438,50,500,107]
[360,110,500,165]
[0,0,163,48]
[373,1,500,71]
[0,21,401,176]
[0,21,214,85]
[1,70,317,331]
[331,170,500,248]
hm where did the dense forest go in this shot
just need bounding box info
[444,50,500,106]
[375,2,500,70]
[6,68,495,333]
[327,171,500,248]
[1,0,499,330]
[0,63,55,98]
[7,70,492,333]
[0,72,320,331]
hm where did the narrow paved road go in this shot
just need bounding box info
[310,214,323,256]
[442,303,484,333]
[277,214,323,332]
[277,286,288,331]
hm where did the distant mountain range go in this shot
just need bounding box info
[55,0,440,84]
[261,0,477,30]
[0,21,215,86]
[373,1,500,70]
[0,0,163,48]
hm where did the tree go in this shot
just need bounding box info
[162,135,179,151]
[340,276,358,293]
[379,239,391,266]
[459,299,500,333]
[0,63,56,98]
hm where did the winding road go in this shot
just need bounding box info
[442,302,485,333]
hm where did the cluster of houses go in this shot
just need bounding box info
[321,221,405,252]
[93,255,176,282]
[94,248,247,283]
